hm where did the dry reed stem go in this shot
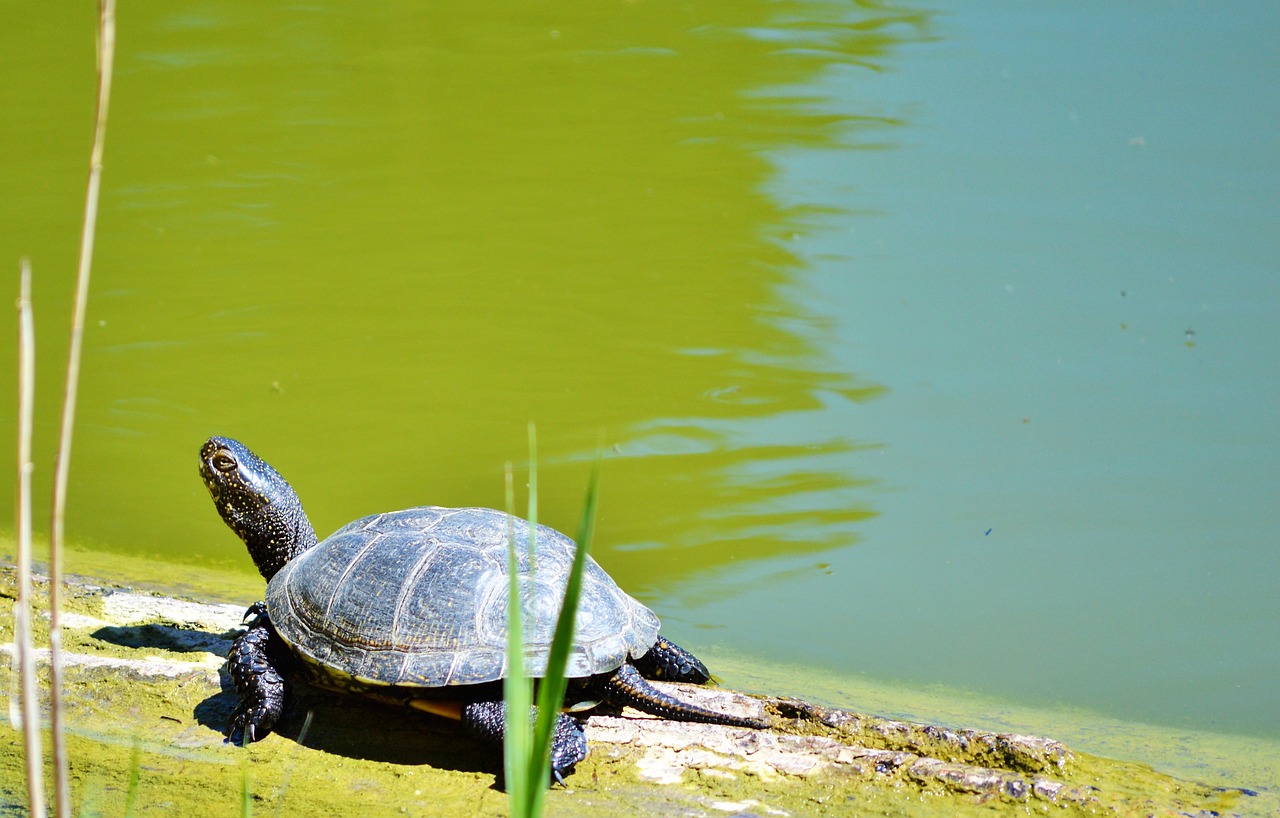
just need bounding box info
[14,260,47,818]
[48,2,117,816]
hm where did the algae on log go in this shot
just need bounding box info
[0,572,1267,817]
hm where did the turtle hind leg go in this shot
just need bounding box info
[460,701,588,785]
[226,605,288,744]
[631,634,711,684]
[597,663,767,730]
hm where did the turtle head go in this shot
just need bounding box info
[200,436,319,582]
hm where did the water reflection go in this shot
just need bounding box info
[0,3,928,602]
[599,434,877,592]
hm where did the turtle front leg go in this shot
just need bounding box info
[226,602,288,744]
[630,633,711,684]
[460,701,588,784]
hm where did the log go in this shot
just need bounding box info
[0,572,1264,817]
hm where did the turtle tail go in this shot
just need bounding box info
[596,663,767,730]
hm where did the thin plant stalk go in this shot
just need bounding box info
[121,739,141,818]
[503,462,532,808]
[272,709,313,818]
[240,750,252,818]
[48,4,117,816]
[525,422,537,572]
[14,260,47,818]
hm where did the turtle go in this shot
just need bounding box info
[199,436,766,779]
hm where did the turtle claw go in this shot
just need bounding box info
[549,713,588,783]
[224,676,282,745]
[226,703,265,746]
[241,600,269,626]
[226,609,286,745]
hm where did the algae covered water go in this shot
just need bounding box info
[1,0,1277,797]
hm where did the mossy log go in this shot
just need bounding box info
[0,573,1264,817]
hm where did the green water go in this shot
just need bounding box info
[1,0,1276,788]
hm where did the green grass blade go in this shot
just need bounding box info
[528,445,603,798]
[505,429,604,816]
[503,462,532,814]
[122,738,141,818]
[240,749,252,818]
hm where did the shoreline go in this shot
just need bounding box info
[1,565,1274,816]
[4,547,1278,795]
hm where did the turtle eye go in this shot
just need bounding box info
[212,452,238,473]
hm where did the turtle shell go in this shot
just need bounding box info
[264,506,661,689]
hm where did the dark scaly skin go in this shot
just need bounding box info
[461,702,588,784]
[631,634,711,683]
[199,437,317,582]
[226,603,287,744]
[593,663,768,729]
